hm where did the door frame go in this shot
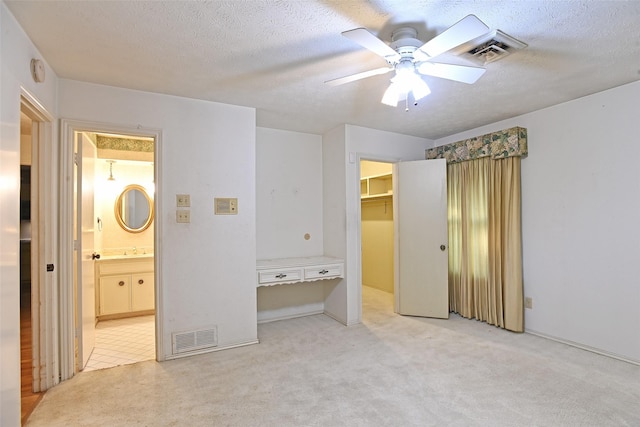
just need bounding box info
[354,153,401,321]
[20,90,56,392]
[59,119,163,381]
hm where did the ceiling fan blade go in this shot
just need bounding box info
[417,62,486,84]
[325,67,394,86]
[418,15,490,58]
[342,28,401,62]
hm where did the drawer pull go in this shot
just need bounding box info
[138,279,144,284]
[118,281,125,286]
[275,273,287,279]
[319,269,329,274]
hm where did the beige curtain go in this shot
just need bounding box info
[448,156,523,332]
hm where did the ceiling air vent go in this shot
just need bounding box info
[454,30,527,65]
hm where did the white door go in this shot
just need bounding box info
[393,159,449,318]
[75,132,97,369]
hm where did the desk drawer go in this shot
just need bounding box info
[258,268,302,285]
[303,264,343,280]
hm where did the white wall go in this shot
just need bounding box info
[256,127,323,259]
[58,79,258,358]
[256,127,325,322]
[0,3,59,425]
[95,160,155,253]
[323,125,432,325]
[434,81,640,363]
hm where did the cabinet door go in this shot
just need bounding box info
[100,275,131,315]
[131,272,155,312]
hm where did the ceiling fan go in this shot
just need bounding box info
[326,15,493,109]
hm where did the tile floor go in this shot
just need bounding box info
[84,315,155,371]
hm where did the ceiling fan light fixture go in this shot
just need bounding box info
[381,82,400,106]
[382,70,430,107]
[410,75,431,101]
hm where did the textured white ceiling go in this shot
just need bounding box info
[6,0,640,139]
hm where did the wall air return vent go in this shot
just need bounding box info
[454,30,527,65]
[172,326,218,354]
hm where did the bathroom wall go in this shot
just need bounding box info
[95,159,154,255]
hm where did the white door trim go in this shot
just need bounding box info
[59,119,163,381]
[20,90,57,392]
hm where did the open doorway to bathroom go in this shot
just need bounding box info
[360,160,395,315]
[74,130,157,372]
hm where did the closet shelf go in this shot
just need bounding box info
[361,173,393,199]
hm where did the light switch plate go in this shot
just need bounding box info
[214,198,238,215]
[176,194,190,207]
[176,210,190,223]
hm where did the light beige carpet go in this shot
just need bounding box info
[26,286,640,426]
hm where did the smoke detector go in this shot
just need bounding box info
[453,30,527,65]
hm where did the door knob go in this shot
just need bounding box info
[440,245,446,251]
[92,252,101,260]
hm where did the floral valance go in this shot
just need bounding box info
[425,126,527,164]
[96,134,154,153]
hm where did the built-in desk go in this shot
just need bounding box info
[256,256,344,287]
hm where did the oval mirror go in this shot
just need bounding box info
[114,184,154,233]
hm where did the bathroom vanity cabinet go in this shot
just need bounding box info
[95,256,155,319]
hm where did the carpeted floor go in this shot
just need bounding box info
[25,286,640,426]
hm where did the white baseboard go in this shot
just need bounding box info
[257,309,324,324]
[323,309,359,326]
[525,328,640,366]
[163,339,259,360]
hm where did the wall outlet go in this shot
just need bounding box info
[176,194,190,207]
[524,297,533,309]
[176,210,190,223]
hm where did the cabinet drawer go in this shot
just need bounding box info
[304,264,343,280]
[98,260,153,275]
[258,268,302,284]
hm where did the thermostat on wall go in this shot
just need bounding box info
[214,198,238,215]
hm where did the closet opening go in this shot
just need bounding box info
[360,160,395,315]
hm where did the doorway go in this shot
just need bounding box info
[360,160,395,313]
[76,131,157,372]
[357,157,449,321]
[60,120,162,380]
[18,109,44,424]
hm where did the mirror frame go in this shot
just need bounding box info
[114,184,154,233]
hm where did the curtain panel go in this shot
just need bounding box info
[429,126,526,332]
[448,157,523,332]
